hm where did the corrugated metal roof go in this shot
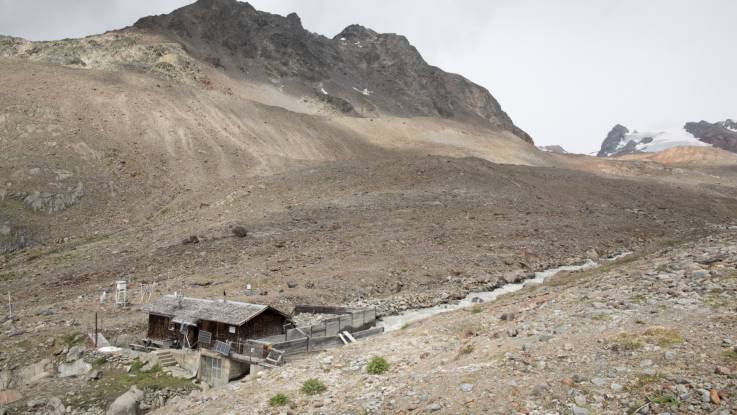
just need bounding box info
[144,295,277,326]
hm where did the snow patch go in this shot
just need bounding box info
[352,87,372,96]
[629,129,710,153]
[320,87,328,95]
[608,128,712,156]
[97,346,122,353]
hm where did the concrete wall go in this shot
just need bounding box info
[198,349,250,387]
[170,349,201,374]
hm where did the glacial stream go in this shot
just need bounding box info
[378,253,631,332]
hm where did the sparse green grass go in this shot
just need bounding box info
[366,356,389,375]
[591,313,611,321]
[705,288,731,309]
[455,342,475,359]
[470,305,483,314]
[0,271,18,282]
[56,331,84,347]
[400,322,410,330]
[93,356,108,367]
[625,373,662,393]
[630,293,647,304]
[301,379,327,395]
[609,332,644,352]
[269,393,289,407]
[648,393,679,406]
[609,327,682,352]
[63,360,195,410]
[724,348,737,362]
[642,326,683,347]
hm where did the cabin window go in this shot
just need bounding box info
[168,322,175,331]
[229,326,236,334]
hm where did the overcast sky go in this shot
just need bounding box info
[1,0,735,153]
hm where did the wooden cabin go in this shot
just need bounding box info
[143,295,291,352]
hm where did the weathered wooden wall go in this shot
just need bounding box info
[147,314,174,341]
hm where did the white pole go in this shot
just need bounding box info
[7,292,11,319]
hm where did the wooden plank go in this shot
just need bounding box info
[342,331,357,343]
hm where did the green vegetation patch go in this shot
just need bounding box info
[366,356,390,375]
[301,378,327,395]
[642,326,683,347]
[609,332,644,352]
[269,393,289,407]
[63,359,195,410]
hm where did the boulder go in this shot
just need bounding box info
[0,389,22,405]
[16,359,53,385]
[46,396,66,415]
[107,386,144,415]
[58,359,92,378]
[66,344,85,362]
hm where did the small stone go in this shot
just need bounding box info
[427,403,442,412]
[572,405,590,415]
[715,366,731,376]
[460,383,474,393]
[702,389,711,403]
[610,383,623,392]
[574,395,587,406]
[507,327,518,337]
[710,389,721,404]
[500,312,516,321]
[640,359,653,368]
[675,384,689,399]
[591,377,606,387]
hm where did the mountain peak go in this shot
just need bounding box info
[335,24,378,41]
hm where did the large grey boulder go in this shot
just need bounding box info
[58,359,92,378]
[107,386,144,415]
[66,344,86,362]
[45,396,66,415]
[16,359,53,385]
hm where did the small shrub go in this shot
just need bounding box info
[129,359,144,373]
[301,378,326,395]
[470,305,482,314]
[93,356,108,367]
[400,322,410,330]
[232,226,248,238]
[649,393,679,406]
[269,393,288,407]
[366,356,389,375]
[609,332,644,352]
[456,342,475,358]
[626,373,662,393]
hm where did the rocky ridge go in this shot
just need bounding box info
[0,0,532,144]
[685,119,737,153]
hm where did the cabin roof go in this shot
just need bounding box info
[144,295,288,326]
